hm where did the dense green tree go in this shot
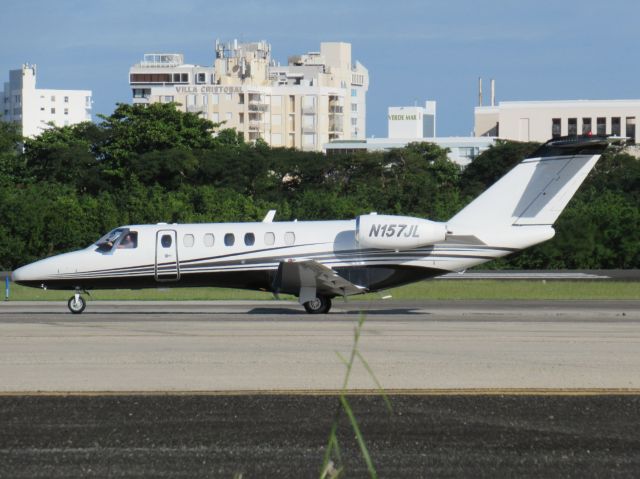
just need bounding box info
[0,120,25,186]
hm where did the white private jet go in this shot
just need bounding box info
[12,135,615,314]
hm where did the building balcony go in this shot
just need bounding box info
[248,121,263,131]
[302,105,316,115]
[248,103,268,112]
[329,123,344,133]
[187,105,207,113]
[302,125,316,133]
[329,106,343,114]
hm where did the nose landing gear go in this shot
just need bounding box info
[67,291,86,314]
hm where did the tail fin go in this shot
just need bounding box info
[448,136,610,233]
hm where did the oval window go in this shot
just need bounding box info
[183,234,195,247]
[264,232,275,246]
[224,233,235,246]
[161,234,172,248]
[244,233,255,246]
[284,232,295,246]
[204,233,214,247]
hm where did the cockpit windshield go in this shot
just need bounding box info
[94,228,138,253]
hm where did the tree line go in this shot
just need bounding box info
[0,103,638,270]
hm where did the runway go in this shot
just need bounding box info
[3,299,640,477]
[1,299,639,392]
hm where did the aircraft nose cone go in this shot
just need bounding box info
[12,263,42,285]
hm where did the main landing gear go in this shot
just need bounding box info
[67,291,86,314]
[303,295,332,314]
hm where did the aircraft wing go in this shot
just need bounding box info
[273,259,366,303]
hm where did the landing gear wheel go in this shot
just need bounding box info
[303,295,332,314]
[67,295,86,314]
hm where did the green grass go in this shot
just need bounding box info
[4,280,639,302]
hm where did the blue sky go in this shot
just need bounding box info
[2,0,638,137]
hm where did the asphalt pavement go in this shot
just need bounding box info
[1,394,639,478]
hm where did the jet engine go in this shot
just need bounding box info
[356,214,447,250]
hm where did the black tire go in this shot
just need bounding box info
[67,296,86,314]
[303,295,332,314]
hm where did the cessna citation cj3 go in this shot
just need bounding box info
[13,135,616,314]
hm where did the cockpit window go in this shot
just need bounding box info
[95,228,126,253]
[95,228,138,253]
[117,231,138,249]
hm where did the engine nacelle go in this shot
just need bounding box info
[356,214,447,250]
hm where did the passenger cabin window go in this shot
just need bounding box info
[284,232,295,246]
[224,233,235,246]
[244,233,255,246]
[161,234,172,248]
[264,232,275,246]
[183,234,195,247]
[117,231,138,249]
[204,233,215,247]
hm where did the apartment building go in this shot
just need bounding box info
[1,64,92,138]
[129,40,369,151]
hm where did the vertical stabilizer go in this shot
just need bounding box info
[448,136,610,233]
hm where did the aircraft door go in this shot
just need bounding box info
[155,230,180,282]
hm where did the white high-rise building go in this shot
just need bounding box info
[1,64,92,138]
[129,41,369,151]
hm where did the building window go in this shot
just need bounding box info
[551,118,561,138]
[239,113,244,124]
[225,93,232,102]
[244,233,255,246]
[133,88,151,98]
[196,72,206,84]
[264,232,275,246]
[64,96,69,103]
[582,118,592,135]
[183,234,195,247]
[51,108,56,114]
[224,233,235,246]
[212,94,219,105]
[203,233,214,247]
[239,94,244,105]
[351,89,357,97]
[626,117,636,142]
[64,108,68,115]
[164,96,174,102]
[597,117,606,135]
[351,103,358,112]
[51,95,55,102]
[212,112,219,122]
[351,118,358,126]
[568,118,577,136]
[611,117,621,136]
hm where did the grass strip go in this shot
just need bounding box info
[3,280,639,302]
